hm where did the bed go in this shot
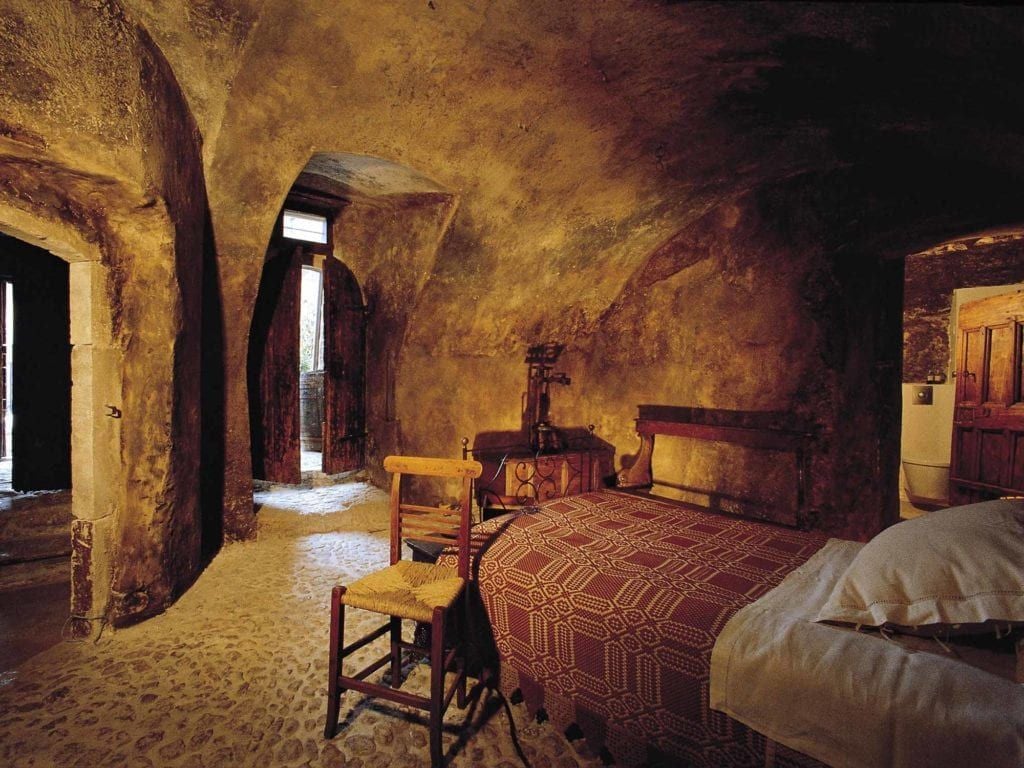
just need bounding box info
[450,406,1024,767]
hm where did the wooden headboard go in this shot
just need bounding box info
[616,405,819,529]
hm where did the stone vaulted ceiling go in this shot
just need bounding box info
[117,1,1024,356]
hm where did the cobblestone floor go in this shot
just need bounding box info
[0,479,600,768]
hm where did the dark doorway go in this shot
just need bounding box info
[0,235,71,492]
[0,234,73,660]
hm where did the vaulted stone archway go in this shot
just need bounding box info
[0,0,211,631]
[222,151,457,535]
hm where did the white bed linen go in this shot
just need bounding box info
[710,539,1024,768]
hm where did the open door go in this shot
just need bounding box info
[322,257,365,473]
[949,289,1024,504]
[249,243,302,484]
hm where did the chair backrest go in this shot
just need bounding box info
[383,456,483,580]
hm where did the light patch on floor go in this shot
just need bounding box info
[0,478,603,767]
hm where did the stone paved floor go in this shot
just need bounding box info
[0,479,601,768]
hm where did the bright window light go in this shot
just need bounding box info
[282,210,328,244]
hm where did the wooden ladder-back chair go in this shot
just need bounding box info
[324,455,483,767]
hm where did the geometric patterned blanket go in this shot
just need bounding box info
[463,490,828,767]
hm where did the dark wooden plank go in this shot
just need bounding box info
[987,323,1014,406]
[636,404,816,435]
[958,327,985,406]
[978,429,1009,487]
[249,244,301,483]
[636,419,811,451]
[1012,432,1024,490]
[322,257,365,474]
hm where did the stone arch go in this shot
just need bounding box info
[0,1,212,631]
[0,193,121,636]
[222,151,458,533]
[283,153,458,479]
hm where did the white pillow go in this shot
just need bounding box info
[815,499,1024,632]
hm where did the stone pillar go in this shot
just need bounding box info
[68,260,122,638]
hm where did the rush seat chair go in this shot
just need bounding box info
[324,455,483,767]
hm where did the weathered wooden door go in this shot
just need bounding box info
[322,257,366,473]
[249,244,302,484]
[949,290,1024,504]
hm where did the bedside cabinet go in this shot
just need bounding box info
[472,444,613,517]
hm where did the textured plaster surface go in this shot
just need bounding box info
[0,0,209,626]
[0,481,603,768]
[2,0,1024,624]
[196,1,1024,545]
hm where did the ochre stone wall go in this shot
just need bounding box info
[191,2,1024,544]
[1,1,1024,622]
[0,0,208,630]
[333,193,458,487]
[395,181,905,540]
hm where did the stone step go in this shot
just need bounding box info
[0,555,70,591]
[0,491,72,540]
[0,532,71,566]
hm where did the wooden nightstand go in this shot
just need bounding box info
[469,437,613,518]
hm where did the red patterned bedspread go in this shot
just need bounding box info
[465,490,828,767]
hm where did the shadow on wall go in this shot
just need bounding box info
[200,211,225,562]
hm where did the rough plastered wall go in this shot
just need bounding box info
[0,0,208,629]
[332,193,458,487]
[9,0,1024,629]
[195,1,1024,542]
[398,177,905,540]
[202,0,730,539]
[904,232,1024,383]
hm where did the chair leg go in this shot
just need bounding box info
[456,595,467,709]
[390,616,402,688]
[324,585,347,739]
[429,606,446,767]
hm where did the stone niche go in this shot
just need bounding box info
[903,232,1024,383]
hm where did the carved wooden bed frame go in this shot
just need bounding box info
[615,404,820,529]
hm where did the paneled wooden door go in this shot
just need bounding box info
[322,257,366,474]
[949,290,1024,504]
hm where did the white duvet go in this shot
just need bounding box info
[710,539,1024,768]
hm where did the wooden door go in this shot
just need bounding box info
[322,257,365,473]
[248,244,302,483]
[949,290,1024,504]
